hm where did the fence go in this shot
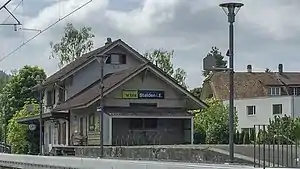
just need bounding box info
[254,124,299,168]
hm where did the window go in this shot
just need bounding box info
[144,118,158,129]
[80,117,84,135]
[289,87,300,96]
[46,90,55,106]
[273,104,282,115]
[246,106,256,116]
[88,114,95,131]
[58,87,65,103]
[268,87,281,96]
[129,118,158,130]
[106,54,126,64]
[129,119,143,129]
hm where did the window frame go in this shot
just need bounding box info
[272,104,282,115]
[246,105,256,116]
[269,87,281,96]
[105,53,126,65]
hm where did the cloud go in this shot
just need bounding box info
[0,0,300,89]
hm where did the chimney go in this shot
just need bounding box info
[247,64,252,73]
[278,64,283,74]
[105,37,112,45]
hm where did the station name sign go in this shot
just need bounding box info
[122,90,164,99]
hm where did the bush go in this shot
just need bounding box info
[205,124,229,144]
[194,98,238,144]
[243,132,250,144]
[7,101,39,154]
[239,130,245,144]
[194,126,206,144]
[234,130,240,144]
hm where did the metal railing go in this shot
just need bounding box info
[254,124,299,168]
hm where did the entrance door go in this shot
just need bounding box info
[48,124,52,151]
[57,123,61,145]
[62,122,66,145]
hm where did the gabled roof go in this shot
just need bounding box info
[54,62,208,111]
[208,71,300,100]
[43,39,148,86]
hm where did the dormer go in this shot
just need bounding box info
[268,86,281,96]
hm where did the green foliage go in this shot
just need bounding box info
[190,87,202,99]
[0,66,46,143]
[243,132,250,144]
[234,130,240,144]
[7,101,39,154]
[194,98,238,144]
[144,49,187,88]
[202,46,227,77]
[264,115,300,144]
[0,66,46,122]
[239,130,245,144]
[50,23,95,68]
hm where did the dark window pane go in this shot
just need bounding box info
[129,118,143,129]
[144,118,157,129]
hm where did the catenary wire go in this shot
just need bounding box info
[0,0,92,63]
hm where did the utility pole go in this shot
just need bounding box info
[96,54,108,158]
[36,75,44,155]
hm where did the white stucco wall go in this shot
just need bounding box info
[223,96,300,130]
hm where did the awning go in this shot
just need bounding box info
[17,111,69,124]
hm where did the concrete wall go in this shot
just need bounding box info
[223,96,297,130]
[105,69,188,108]
[0,153,253,169]
[73,145,253,165]
[112,118,191,145]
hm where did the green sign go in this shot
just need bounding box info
[122,90,138,99]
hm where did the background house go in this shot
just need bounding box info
[18,38,207,154]
[202,64,300,132]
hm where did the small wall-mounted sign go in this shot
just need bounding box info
[122,90,138,99]
[122,90,164,99]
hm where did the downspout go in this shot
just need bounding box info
[291,95,295,118]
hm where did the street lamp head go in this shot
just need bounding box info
[219,2,244,23]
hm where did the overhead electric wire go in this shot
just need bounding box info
[0,0,93,63]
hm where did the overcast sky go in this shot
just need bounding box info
[0,0,300,89]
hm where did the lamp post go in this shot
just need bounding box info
[96,54,109,158]
[219,2,244,163]
[36,75,44,155]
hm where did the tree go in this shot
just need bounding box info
[265,115,299,144]
[190,87,202,99]
[50,23,95,68]
[7,101,39,154]
[144,49,187,87]
[194,98,238,144]
[0,66,46,130]
[202,47,227,77]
